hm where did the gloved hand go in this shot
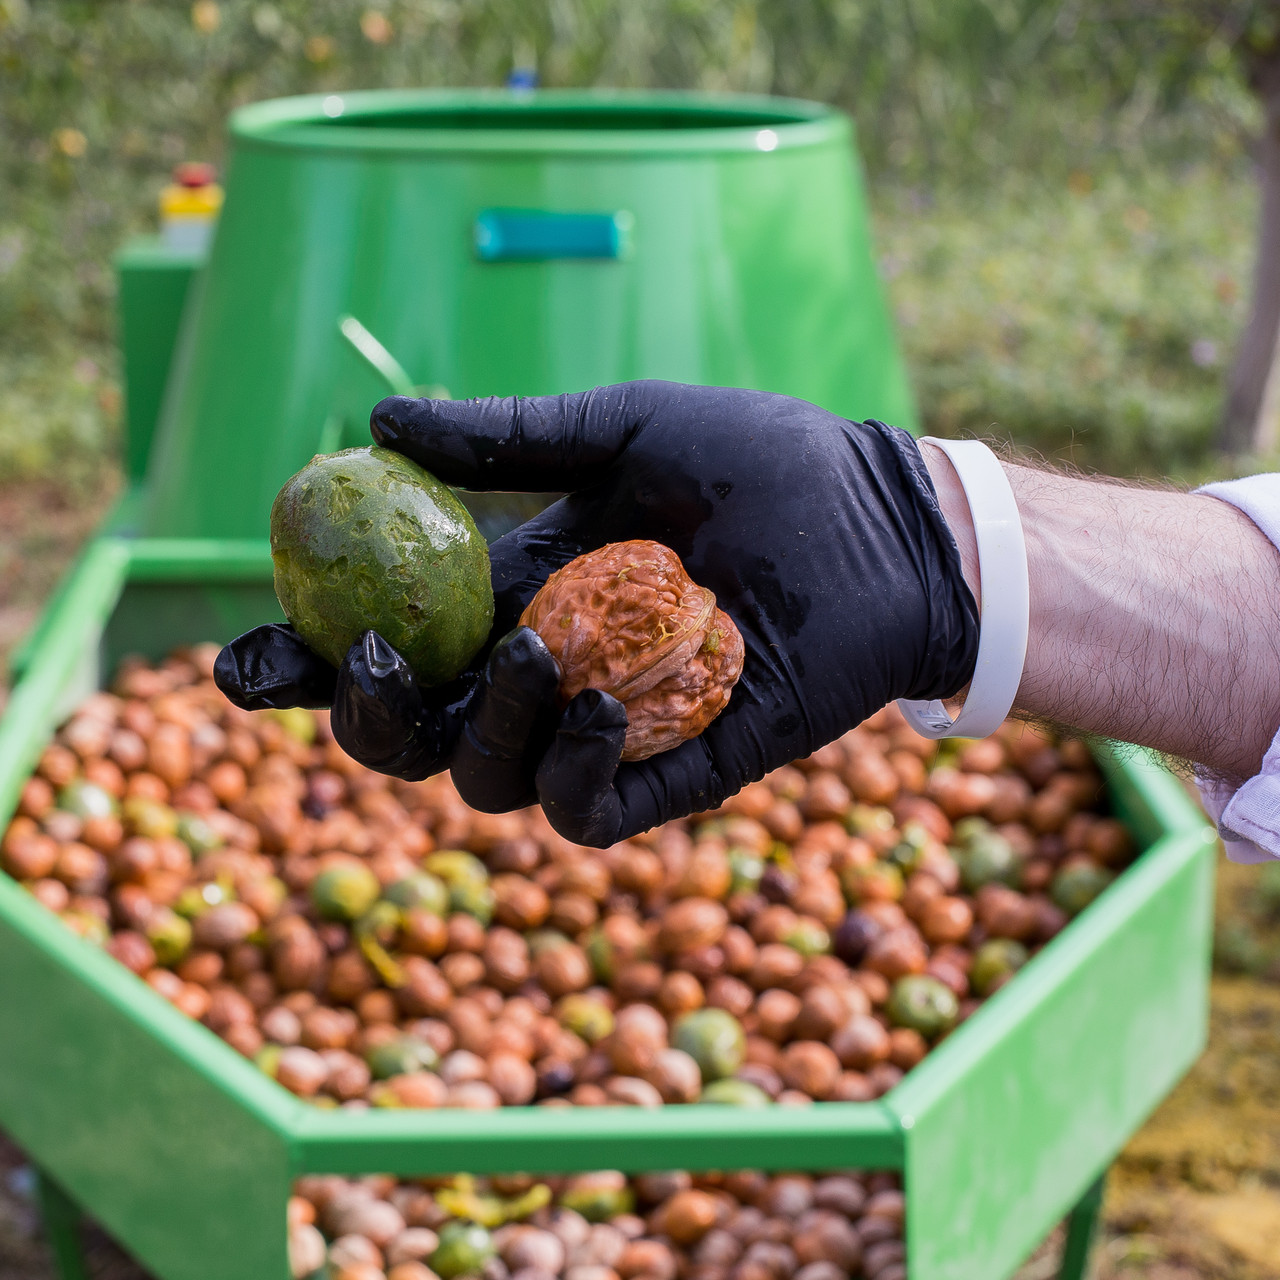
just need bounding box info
[216,381,979,845]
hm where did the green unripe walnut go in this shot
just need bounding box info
[556,993,615,1045]
[970,938,1029,997]
[886,974,959,1039]
[310,864,380,921]
[383,871,449,916]
[431,1221,496,1279]
[560,1174,635,1222]
[673,1008,746,1082]
[270,446,493,685]
[1051,860,1115,916]
[698,1078,773,1107]
[364,1034,440,1080]
[146,909,193,966]
[955,823,1019,892]
[58,780,118,821]
[425,850,490,888]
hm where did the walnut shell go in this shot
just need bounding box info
[520,540,745,762]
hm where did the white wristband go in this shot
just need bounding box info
[896,437,1029,740]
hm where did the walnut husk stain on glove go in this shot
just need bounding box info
[520,540,745,761]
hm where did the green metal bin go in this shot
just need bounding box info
[0,537,1215,1280]
[139,89,914,540]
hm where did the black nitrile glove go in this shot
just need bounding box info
[215,381,979,845]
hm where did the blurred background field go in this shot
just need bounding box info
[0,0,1268,499]
[3,2,1280,1277]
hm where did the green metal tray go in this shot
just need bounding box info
[0,536,1216,1280]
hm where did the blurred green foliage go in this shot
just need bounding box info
[882,165,1254,479]
[0,0,1269,491]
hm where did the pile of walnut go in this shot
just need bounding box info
[2,645,1131,1112]
[289,1169,903,1280]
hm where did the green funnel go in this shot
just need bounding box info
[142,89,913,539]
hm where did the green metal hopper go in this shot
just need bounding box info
[0,538,1215,1280]
[135,88,915,541]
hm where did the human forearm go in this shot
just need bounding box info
[922,445,1280,780]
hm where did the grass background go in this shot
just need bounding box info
[0,0,1270,496]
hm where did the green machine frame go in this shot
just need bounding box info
[0,537,1216,1280]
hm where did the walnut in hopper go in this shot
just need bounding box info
[519,540,745,762]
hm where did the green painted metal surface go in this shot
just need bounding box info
[1059,1174,1107,1280]
[114,239,204,484]
[0,539,1215,1280]
[35,1173,90,1280]
[291,1099,903,1179]
[0,874,297,1280]
[887,751,1214,1280]
[142,89,914,538]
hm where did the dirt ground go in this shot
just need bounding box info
[0,479,1278,1280]
[0,478,119,715]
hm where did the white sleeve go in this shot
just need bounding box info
[1193,474,1280,862]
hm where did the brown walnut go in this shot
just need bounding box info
[519,540,745,762]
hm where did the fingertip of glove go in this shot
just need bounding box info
[559,687,629,737]
[369,395,423,447]
[212,624,338,711]
[341,631,415,700]
[533,690,628,847]
[361,629,402,679]
[489,626,561,693]
[212,641,250,706]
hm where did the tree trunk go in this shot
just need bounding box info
[1220,46,1280,455]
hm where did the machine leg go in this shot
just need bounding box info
[34,1168,90,1280]
[1058,1169,1107,1280]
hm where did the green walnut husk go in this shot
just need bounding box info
[840,860,903,905]
[782,918,831,956]
[1051,861,1116,916]
[583,927,616,982]
[555,993,615,1045]
[383,871,449,916]
[886,822,931,875]
[426,850,490,886]
[526,929,572,958]
[145,908,193,966]
[970,938,1029,997]
[310,864,380,921]
[254,1044,283,1079]
[559,1174,635,1222]
[175,879,232,918]
[447,878,495,924]
[436,1177,552,1228]
[57,779,118,821]
[270,446,493,685]
[698,1078,773,1107]
[673,1008,747,1082]
[425,847,494,919]
[886,974,959,1039]
[583,926,650,983]
[354,901,407,987]
[727,847,765,894]
[265,706,317,744]
[176,812,223,857]
[122,797,178,840]
[953,819,1020,892]
[430,1220,496,1279]
[846,804,895,838]
[364,1034,440,1080]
